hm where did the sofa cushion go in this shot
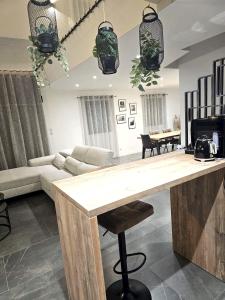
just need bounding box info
[71,145,113,167]
[71,145,89,162]
[52,153,65,170]
[0,165,55,191]
[28,155,55,167]
[86,147,113,166]
[64,157,82,176]
[41,169,73,199]
[77,163,100,175]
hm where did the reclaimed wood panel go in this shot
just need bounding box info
[171,168,225,281]
[54,190,106,300]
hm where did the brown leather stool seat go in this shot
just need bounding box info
[98,201,154,234]
[98,201,154,300]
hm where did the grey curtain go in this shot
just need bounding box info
[79,95,119,157]
[0,71,50,170]
[141,93,167,133]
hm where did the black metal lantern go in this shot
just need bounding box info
[96,21,119,75]
[28,0,59,54]
[139,6,164,71]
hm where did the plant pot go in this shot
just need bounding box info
[142,54,160,71]
[100,55,117,75]
[37,32,58,53]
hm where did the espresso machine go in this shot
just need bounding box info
[190,116,225,159]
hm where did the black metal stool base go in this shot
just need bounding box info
[106,279,152,300]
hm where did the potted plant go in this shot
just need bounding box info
[93,22,119,74]
[130,57,160,92]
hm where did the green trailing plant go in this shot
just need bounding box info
[140,31,161,60]
[93,29,118,58]
[130,58,160,92]
[27,24,69,87]
[130,33,161,91]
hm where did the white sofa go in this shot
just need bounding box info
[0,145,113,200]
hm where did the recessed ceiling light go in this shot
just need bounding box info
[93,75,97,80]
[136,54,141,59]
[75,83,80,87]
[160,77,164,81]
[108,84,113,88]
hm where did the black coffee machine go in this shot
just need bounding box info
[191,116,225,158]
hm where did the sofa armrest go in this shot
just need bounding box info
[28,155,56,167]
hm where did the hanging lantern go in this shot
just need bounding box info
[139,6,164,71]
[96,21,119,75]
[27,0,59,54]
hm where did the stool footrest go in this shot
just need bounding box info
[113,252,146,275]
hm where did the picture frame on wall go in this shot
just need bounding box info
[118,99,126,112]
[129,103,137,115]
[116,114,126,124]
[128,117,136,129]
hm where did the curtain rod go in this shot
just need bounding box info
[0,70,32,72]
[77,95,117,98]
[141,93,168,96]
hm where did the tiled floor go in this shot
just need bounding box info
[1,154,225,299]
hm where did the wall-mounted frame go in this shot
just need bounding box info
[118,99,126,112]
[128,117,136,129]
[116,114,126,124]
[129,103,137,115]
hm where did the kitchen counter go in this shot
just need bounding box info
[54,151,225,300]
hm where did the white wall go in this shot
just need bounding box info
[179,46,225,145]
[41,86,180,156]
[41,88,83,154]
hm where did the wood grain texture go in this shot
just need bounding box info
[53,152,225,217]
[171,168,225,281]
[150,130,181,140]
[54,190,106,300]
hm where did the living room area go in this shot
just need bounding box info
[1,0,225,299]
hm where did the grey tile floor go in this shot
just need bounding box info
[1,154,225,299]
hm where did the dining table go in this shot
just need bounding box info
[150,130,181,155]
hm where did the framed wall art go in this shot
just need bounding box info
[128,117,136,129]
[118,99,126,112]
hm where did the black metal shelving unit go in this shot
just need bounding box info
[185,57,225,149]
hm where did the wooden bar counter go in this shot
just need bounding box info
[53,151,225,300]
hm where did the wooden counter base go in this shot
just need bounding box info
[54,153,225,299]
[55,192,106,300]
[171,168,225,281]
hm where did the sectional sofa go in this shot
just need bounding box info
[0,145,113,200]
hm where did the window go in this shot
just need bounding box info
[79,95,119,156]
[141,94,167,133]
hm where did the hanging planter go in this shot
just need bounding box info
[27,0,69,86]
[28,0,59,53]
[93,21,119,75]
[139,6,164,71]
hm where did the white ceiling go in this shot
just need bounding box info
[51,0,225,91]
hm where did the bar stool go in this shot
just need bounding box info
[98,200,154,300]
[0,193,11,241]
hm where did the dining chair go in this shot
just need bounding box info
[140,134,157,159]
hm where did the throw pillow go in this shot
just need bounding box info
[64,157,83,175]
[52,153,66,170]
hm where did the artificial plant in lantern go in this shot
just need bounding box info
[27,0,69,86]
[130,5,164,91]
[140,6,164,71]
[93,21,119,75]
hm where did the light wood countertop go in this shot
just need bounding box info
[53,151,225,217]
